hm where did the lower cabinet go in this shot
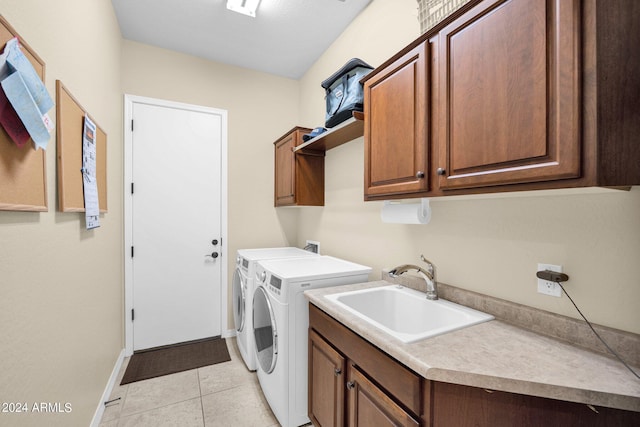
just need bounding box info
[431,381,640,427]
[347,364,419,427]
[309,304,424,427]
[309,329,345,427]
[309,304,640,427]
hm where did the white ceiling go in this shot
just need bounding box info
[111,0,372,79]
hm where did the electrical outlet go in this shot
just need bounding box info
[305,240,320,254]
[537,263,563,297]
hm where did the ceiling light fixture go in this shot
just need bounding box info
[226,0,261,17]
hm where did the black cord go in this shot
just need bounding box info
[555,281,640,381]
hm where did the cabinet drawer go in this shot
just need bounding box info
[309,304,422,415]
[348,364,420,427]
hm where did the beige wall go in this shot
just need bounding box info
[0,1,123,426]
[1,1,638,425]
[297,0,640,334]
[121,40,302,329]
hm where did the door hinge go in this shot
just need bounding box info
[131,309,135,321]
[131,119,134,132]
[131,182,134,194]
[131,246,134,258]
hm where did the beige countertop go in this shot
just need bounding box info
[305,280,640,412]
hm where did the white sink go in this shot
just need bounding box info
[325,285,494,343]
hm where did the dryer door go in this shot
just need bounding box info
[253,286,277,374]
[232,268,246,332]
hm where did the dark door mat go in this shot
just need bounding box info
[121,336,231,385]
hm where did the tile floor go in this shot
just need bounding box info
[99,338,279,427]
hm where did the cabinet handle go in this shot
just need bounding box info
[334,368,342,376]
[416,171,425,179]
[346,381,355,390]
[436,168,446,176]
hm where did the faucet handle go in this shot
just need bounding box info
[420,255,436,275]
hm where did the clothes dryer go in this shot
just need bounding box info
[232,247,318,371]
[252,256,371,427]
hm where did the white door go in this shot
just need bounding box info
[128,98,226,351]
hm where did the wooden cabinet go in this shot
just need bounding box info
[274,127,324,206]
[362,0,640,199]
[363,42,430,197]
[347,364,419,427]
[436,0,580,190]
[429,381,640,427]
[309,329,345,427]
[309,304,422,427]
[311,303,640,427]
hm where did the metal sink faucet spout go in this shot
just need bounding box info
[388,255,438,300]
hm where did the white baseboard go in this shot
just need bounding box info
[90,348,125,427]
[222,328,236,339]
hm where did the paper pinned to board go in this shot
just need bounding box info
[4,37,53,115]
[1,72,50,149]
[83,114,100,230]
[0,37,53,149]
[0,37,30,146]
[0,79,30,147]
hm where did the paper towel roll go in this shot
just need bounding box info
[380,199,431,224]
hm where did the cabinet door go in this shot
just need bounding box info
[436,0,581,190]
[309,329,346,427]
[432,381,640,427]
[274,133,296,206]
[347,364,419,427]
[364,42,429,198]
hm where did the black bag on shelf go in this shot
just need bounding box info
[321,58,373,128]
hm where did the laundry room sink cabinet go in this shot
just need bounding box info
[274,127,325,206]
[309,304,422,427]
[308,304,640,427]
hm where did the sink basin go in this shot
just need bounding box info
[325,285,494,343]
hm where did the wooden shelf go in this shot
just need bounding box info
[295,111,364,154]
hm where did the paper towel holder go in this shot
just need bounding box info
[381,198,431,224]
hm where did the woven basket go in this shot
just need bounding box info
[418,0,472,33]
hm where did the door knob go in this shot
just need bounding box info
[436,168,446,176]
[416,171,425,179]
[212,239,219,246]
[346,381,355,390]
[205,252,219,259]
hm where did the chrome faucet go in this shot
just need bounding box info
[388,255,438,300]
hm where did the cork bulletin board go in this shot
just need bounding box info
[0,15,48,212]
[56,80,107,212]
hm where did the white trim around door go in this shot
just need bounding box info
[123,94,229,356]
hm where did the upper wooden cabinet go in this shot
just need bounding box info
[364,42,430,197]
[363,0,640,199]
[437,0,580,190]
[274,127,324,206]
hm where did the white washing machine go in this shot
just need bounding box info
[252,256,371,427]
[232,247,319,371]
